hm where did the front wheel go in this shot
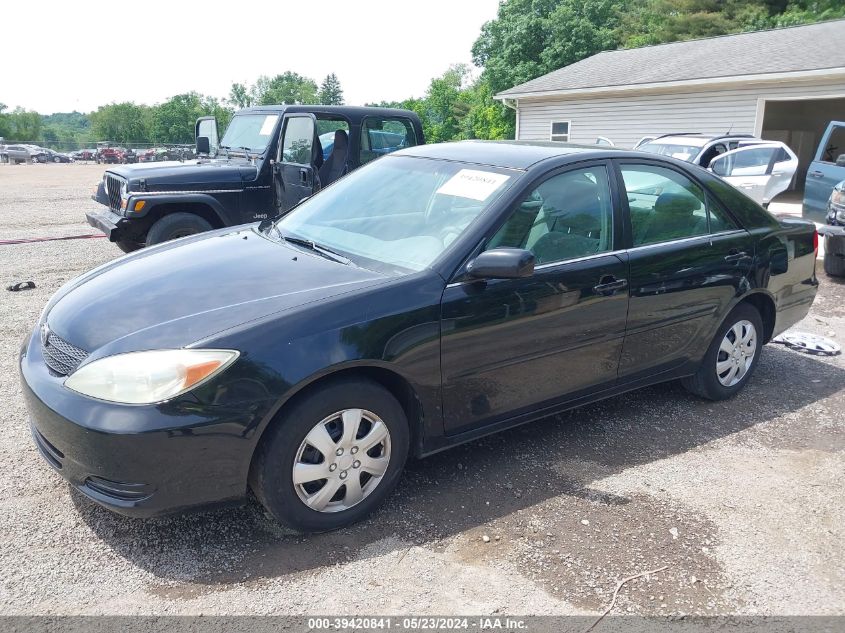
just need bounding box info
[250,378,410,533]
[145,212,213,246]
[115,240,143,253]
[682,303,763,400]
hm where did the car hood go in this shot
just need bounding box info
[45,226,386,356]
[107,159,259,190]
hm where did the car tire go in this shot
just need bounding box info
[250,378,410,533]
[823,235,845,277]
[115,240,143,254]
[53,156,61,163]
[681,303,764,401]
[145,212,213,246]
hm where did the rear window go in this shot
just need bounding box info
[359,117,416,165]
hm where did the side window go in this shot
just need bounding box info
[821,125,845,163]
[280,117,314,164]
[487,166,613,265]
[360,117,416,165]
[316,118,350,163]
[550,121,570,142]
[707,197,738,233]
[622,165,709,246]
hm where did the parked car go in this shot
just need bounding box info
[87,105,424,253]
[819,179,845,277]
[35,149,73,163]
[4,145,34,164]
[708,142,799,207]
[637,133,756,167]
[96,145,124,164]
[803,120,845,222]
[72,149,97,161]
[22,141,818,532]
[122,148,138,164]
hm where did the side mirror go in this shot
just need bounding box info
[836,154,845,167]
[467,248,535,280]
[196,136,210,155]
[710,158,728,177]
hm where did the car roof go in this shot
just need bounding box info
[236,104,421,120]
[647,133,755,145]
[395,140,627,170]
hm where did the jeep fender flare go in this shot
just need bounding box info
[129,193,228,225]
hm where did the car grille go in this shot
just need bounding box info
[42,331,89,376]
[105,173,126,212]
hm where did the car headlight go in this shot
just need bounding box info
[64,349,239,404]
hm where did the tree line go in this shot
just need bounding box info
[1,0,840,150]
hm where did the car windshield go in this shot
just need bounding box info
[273,155,517,273]
[638,141,706,161]
[219,113,279,153]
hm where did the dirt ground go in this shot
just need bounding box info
[0,162,843,616]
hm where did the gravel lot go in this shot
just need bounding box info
[0,162,843,616]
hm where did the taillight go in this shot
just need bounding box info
[813,229,819,254]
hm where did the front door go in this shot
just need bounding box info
[804,121,845,221]
[709,143,798,206]
[440,163,629,433]
[273,113,318,214]
[616,161,752,380]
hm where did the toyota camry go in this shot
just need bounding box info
[20,141,819,532]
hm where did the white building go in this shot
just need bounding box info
[495,19,845,184]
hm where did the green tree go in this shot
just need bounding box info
[150,93,233,144]
[228,82,253,109]
[251,72,319,105]
[90,102,151,144]
[7,107,43,142]
[0,103,9,138]
[318,73,344,105]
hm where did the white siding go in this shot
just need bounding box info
[516,79,845,148]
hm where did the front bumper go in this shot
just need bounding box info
[19,330,258,518]
[86,207,128,242]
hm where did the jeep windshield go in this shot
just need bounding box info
[271,155,516,273]
[219,114,279,154]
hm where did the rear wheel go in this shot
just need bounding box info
[823,234,845,277]
[145,212,213,246]
[682,303,763,400]
[250,378,409,533]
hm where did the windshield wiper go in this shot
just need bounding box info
[278,233,352,265]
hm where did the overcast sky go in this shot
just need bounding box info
[1,0,501,114]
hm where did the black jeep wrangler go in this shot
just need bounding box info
[87,105,424,252]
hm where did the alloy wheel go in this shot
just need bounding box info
[716,319,757,387]
[292,408,391,513]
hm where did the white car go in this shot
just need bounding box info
[708,141,799,207]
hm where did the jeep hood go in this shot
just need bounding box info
[44,226,386,356]
[107,159,258,190]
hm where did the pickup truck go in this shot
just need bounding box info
[87,105,424,252]
[803,120,845,222]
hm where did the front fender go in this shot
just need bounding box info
[128,193,228,223]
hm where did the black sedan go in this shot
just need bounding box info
[20,141,819,532]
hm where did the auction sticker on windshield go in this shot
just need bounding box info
[259,115,279,136]
[436,169,510,201]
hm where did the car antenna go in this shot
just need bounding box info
[725,123,734,135]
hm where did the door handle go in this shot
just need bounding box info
[724,250,748,262]
[809,170,824,178]
[593,276,628,295]
[299,168,309,185]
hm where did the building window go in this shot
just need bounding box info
[550,121,570,142]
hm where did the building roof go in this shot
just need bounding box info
[496,19,845,99]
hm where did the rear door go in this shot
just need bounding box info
[273,113,318,214]
[710,142,798,206]
[804,121,845,221]
[616,160,752,380]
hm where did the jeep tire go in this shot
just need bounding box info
[146,212,213,246]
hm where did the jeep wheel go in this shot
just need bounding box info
[146,213,213,246]
[116,240,144,254]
